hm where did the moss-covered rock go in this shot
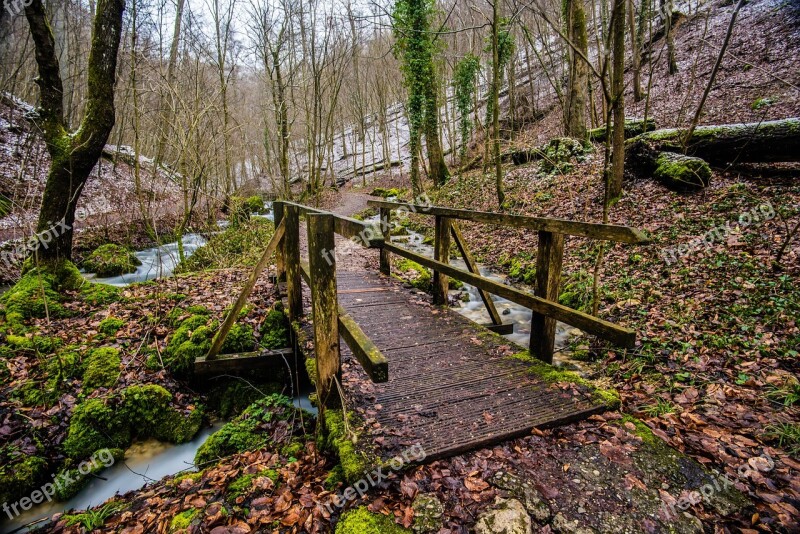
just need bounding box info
[336,506,411,534]
[53,448,124,501]
[98,316,125,336]
[163,313,256,375]
[394,259,432,292]
[370,187,404,199]
[81,282,122,307]
[245,195,265,213]
[195,394,310,466]
[1,261,83,319]
[63,385,203,460]
[83,244,141,277]
[82,347,121,390]
[260,306,290,349]
[653,152,711,192]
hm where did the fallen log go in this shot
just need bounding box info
[588,118,657,143]
[626,118,800,166]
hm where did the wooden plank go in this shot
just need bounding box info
[273,201,286,281]
[206,219,286,360]
[307,213,341,409]
[194,348,293,375]
[530,230,564,364]
[284,201,383,247]
[382,242,635,347]
[368,200,650,244]
[433,216,451,305]
[338,306,389,383]
[380,207,392,275]
[285,204,303,321]
[450,221,504,326]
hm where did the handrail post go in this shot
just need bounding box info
[530,230,564,363]
[433,215,451,305]
[307,213,341,409]
[379,207,392,275]
[285,204,303,321]
[273,201,286,281]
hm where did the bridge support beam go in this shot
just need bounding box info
[273,201,286,282]
[285,204,303,321]
[308,213,342,409]
[530,230,564,364]
[433,216,451,305]
[379,207,392,276]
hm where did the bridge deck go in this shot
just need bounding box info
[319,269,607,462]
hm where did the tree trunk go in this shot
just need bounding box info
[608,0,626,202]
[25,0,126,265]
[491,0,504,207]
[425,75,449,186]
[661,0,678,75]
[155,0,185,166]
[626,119,800,166]
[564,0,589,139]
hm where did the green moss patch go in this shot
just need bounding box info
[320,410,371,483]
[194,394,311,466]
[178,218,275,271]
[63,384,203,460]
[0,450,49,507]
[98,316,125,336]
[82,347,121,390]
[653,152,711,192]
[394,259,432,292]
[335,506,411,534]
[1,261,83,319]
[83,244,142,277]
[510,351,620,408]
[169,508,200,532]
[206,379,282,419]
[260,307,291,349]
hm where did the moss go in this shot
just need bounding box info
[653,152,711,192]
[63,501,126,530]
[281,441,304,459]
[260,307,291,349]
[245,195,265,213]
[206,379,282,419]
[369,187,404,199]
[98,316,125,336]
[81,282,122,307]
[0,453,49,510]
[0,262,82,319]
[63,385,203,460]
[220,323,255,353]
[335,506,411,534]
[394,259,432,292]
[179,218,275,272]
[305,356,318,385]
[172,470,205,486]
[324,464,346,490]
[82,347,121,390]
[83,244,141,277]
[169,508,199,532]
[533,137,592,174]
[321,410,370,483]
[510,351,621,408]
[164,313,256,375]
[195,394,309,466]
[501,252,537,285]
[588,118,656,142]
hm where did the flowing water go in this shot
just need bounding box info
[1,423,223,534]
[82,234,207,286]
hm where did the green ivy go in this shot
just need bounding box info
[453,54,481,158]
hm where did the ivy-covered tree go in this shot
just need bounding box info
[24,0,126,272]
[393,0,448,192]
[485,16,515,206]
[452,54,480,161]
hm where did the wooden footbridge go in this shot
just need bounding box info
[204,199,649,462]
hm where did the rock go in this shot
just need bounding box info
[509,137,591,174]
[551,512,596,534]
[652,152,711,191]
[411,493,444,533]
[474,498,532,534]
[490,471,551,523]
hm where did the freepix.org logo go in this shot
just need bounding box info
[4,0,33,17]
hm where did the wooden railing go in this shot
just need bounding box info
[368,200,650,363]
[238,199,648,409]
[273,201,387,409]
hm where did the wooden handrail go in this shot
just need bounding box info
[283,201,383,247]
[383,242,636,348]
[367,200,650,244]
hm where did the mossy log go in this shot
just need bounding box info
[626,118,800,166]
[588,117,657,142]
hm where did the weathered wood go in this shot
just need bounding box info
[626,118,800,167]
[206,219,286,360]
[433,216,451,305]
[368,200,649,244]
[307,214,341,408]
[379,208,391,275]
[450,222,503,326]
[284,201,383,247]
[285,204,303,321]
[273,201,286,281]
[529,231,564,364]
[195,348,293,376]
[338,306,389,383]
[383,242,635,347]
